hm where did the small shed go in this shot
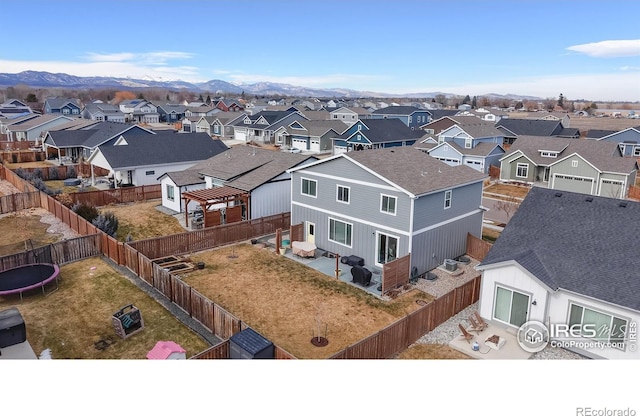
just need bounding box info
[229,328,274,359]
[146,341,186,360]
[0,307,27,348]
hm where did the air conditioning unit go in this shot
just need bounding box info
[444,259,457,272]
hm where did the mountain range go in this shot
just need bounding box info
[0,70,541,101]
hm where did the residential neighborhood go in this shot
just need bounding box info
[2,88,640,367]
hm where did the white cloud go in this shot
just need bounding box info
[566,40,640,58]
[222,72,383,88]
[407,72,640,102]
[0,51,202,82]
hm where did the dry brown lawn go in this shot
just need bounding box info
[184,244,433,359]
[395,343,472,359]
[99,200,185,242]
[0,257,210,359]
[484,183,530,199]
[0,211,61,257]
[46,179,98,194]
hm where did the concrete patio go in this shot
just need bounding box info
[448,319,533,359]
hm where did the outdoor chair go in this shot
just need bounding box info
[458,323,474,343]
[474,311,489,330]
[468,315,485,334]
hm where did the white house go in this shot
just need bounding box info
[476,187,640,359]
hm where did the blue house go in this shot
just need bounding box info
[44,97,81,116]
[591,127,640,157]
[368,106,432,130]
[426,118,505,173]
[332,118,425,154]
[288,147,487,277]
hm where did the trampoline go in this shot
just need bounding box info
[0,263,60,300]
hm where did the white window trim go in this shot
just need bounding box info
[493,284,530,328]
[444,189,452,209]
[375,230,400,267]
[571,160,579,168]
[301,177,317,198]
[380,194,397,216]
[328,218,353,248]
[516,163,529,178]
[336,184,350,204]
[465,138,472,149]
[166,184,175,201]
[568,302,628,351]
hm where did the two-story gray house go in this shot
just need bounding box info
[288,147,487,276]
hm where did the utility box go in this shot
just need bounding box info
[0,307,27,348]
[229,328,274,359]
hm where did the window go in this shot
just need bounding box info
[465,138,472,149]
[634,147,640,157]
[377,232,398,265]
[541,151,557,158]
[568,303,627,350]
[493,286,530,327]
[145,170,155,176]
[329,218,352,247]
[572,160,579,168]
[337,185,350,203]
[444,190,452,209]
[516,163,529,178]
[381,194,397,215]
[301,178,317,197]
[166,184,175,201]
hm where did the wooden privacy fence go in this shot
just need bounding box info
[329,275,482,359]
[628,185,640,200]
[68,185,161,207]
[381,254,411,294]
[128,212,291,259]
[0,234,102,272]
[489,165,501,180]
[466,233,492,261]
[0,141,36,151]
[1,165,38,193]
[1,150,46,163]
[0,191,41,213]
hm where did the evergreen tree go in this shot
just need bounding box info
[471,96,477,109]
[557,93,565,109]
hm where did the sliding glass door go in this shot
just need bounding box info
[494,286,530,327]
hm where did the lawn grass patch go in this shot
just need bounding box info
[0,212,60,257]
[395,343,471,359]
[0,257,210,359]
[184,244,433,359]
[97,200,185,242]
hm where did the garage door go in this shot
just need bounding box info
[292,138,307,151]
[234,130,246,142]
[310,139,320,152]
[600,179,624,198]
[552,174,594,194]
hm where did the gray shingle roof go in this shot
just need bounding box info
[503,136,638,173]
[97,132,228,169]
[343,147,486,196]
[496,118,569,137]
[371,106,426,115]
[193,145,316,191]
[161,170,204,187]
[446,117,504,138]
[478,187,640,311]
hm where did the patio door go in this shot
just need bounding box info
[376,231,398,266]
[305,221,315,245]
[493,286,529,327]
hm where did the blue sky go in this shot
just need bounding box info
[2,0,640,101]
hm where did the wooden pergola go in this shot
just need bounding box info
[182,186,250,228]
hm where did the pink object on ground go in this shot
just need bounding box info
[146,341,186,359]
